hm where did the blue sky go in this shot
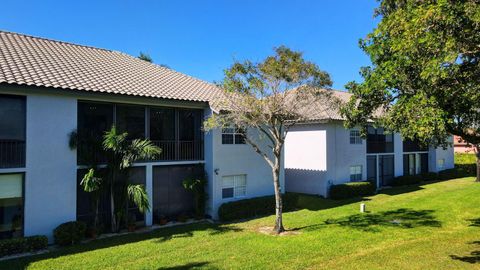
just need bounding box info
[1,0,379,90]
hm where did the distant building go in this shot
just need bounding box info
[454,135,475,153]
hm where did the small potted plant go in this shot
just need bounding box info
[127,214,137,232]
[176,213,188,223]
[159,215,168,226]
[86,225,98,239]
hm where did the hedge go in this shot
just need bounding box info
[0,235,48,257]
[218,193,300,222]
[391,175,422,186]
[329,181,376,200]
[53,221,87,246]
[421,172,438,182]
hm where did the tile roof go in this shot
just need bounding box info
[287,88,352,122]
[0,31,223,103]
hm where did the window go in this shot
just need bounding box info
[350,165,362,181]
[222,127,246,144]
[77,102,114,164]
[438,159,445,170]
[0,174,23,239]
[367,127,394,153]
[222,175,247,199]
[349,130,362,144]
[0,95,26,168]
[116,105,145,139]
[403,153,428,175]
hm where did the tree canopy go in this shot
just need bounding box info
[342,0,480,164]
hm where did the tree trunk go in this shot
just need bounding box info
[272,151,284,234]
[476,145,480,182]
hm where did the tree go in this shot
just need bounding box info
[341,0,480,181]
[102,126,161,232]
[205,46,333,233]
[138,52,153,63]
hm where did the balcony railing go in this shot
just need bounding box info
[77,140,204,165]
[367,141,394,154]
[0,140,25,168]
[151,140,204,161]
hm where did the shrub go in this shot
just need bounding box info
[455,164,476,176]
[392,175,422,186]
[218,193,300,222]
[438,168,465,180]
[0,235,48,257]
[53,221,87,246]
[421,172,438,182]
[329,181,376,200]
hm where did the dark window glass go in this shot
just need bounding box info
[222,188,234,199]
[0,96,25,141]
[78,102,114,139]
[403,139,428,152]
[0,174,23,239]
[367,127,394,153]
[116,105,145,139]
[403,153,429,176]
[179,109,202,141]
[222,134,234,144]
[78,102,114,164]
[379,155,395,186]
[221,127,246,145]
[367,156,377,182]
[0,95,26,168]
[150,108,175,141]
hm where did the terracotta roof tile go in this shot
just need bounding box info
[0,31,223,103]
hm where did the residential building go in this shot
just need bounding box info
[453,135,475,153]
[284,90,454,197]
[0,31,282,241]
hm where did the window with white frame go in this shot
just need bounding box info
[350,130,362,144]
[222,175,247,199]
[350,165,363,181]
[437,159,445,170]
[222,126,246,144]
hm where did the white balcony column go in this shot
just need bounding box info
[145,164,153,226]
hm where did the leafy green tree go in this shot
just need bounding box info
[341,0,480,181]
[138,52,153,63]
[205,46,333,233]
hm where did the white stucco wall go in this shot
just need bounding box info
[208,127,285,219]
[284,124,328,196]
[429,136,455,172]
[24,94,78,240]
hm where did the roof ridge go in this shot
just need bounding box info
[0,30,115,53]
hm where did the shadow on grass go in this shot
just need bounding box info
[450,241,480,264]
[292,208,441,233]
[0,222,240,270]
[157,261,216,270]
[468,218,480,227]
[377,185,424,196]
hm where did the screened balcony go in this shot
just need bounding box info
[366,126,394,154]
[0,95,26,168]
[77,102,204,165]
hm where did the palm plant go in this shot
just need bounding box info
[102,125,161,232]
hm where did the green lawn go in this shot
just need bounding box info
[3,177,480,269]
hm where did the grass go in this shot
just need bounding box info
[455,153,476,165]
[3,177,480,269]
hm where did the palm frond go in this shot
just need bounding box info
[80,168,102,192]
[103,125,128,151]
[127,184,150,213]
